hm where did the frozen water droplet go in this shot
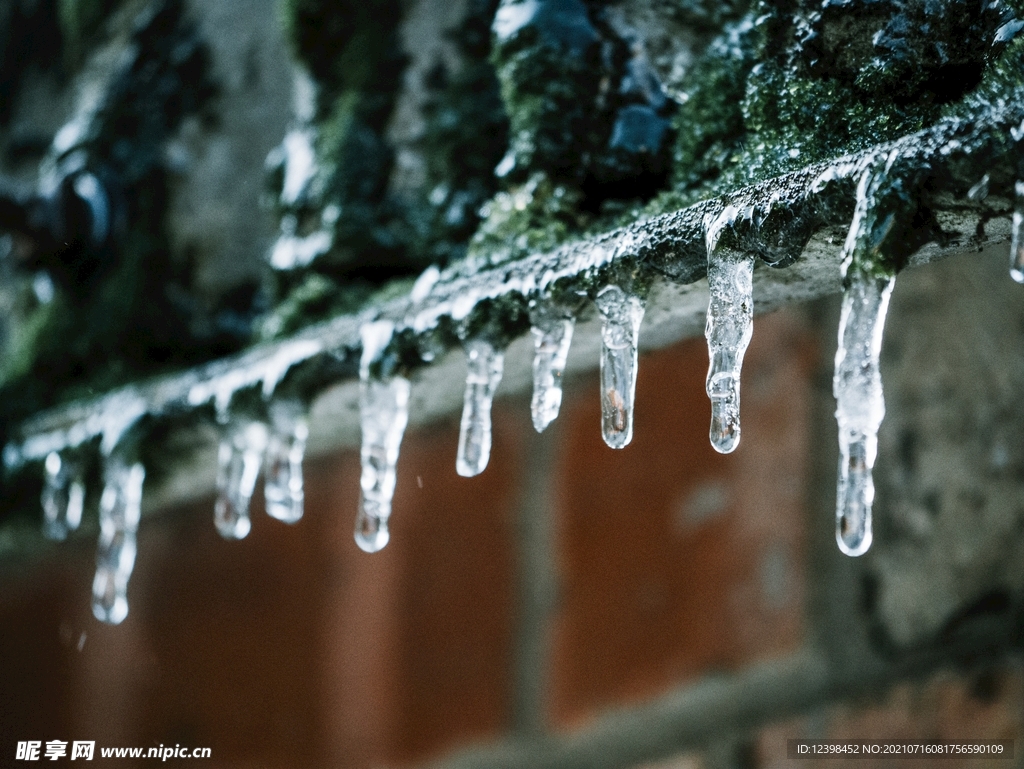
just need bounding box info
[264,400,308,524]
[92,458,145,625]
[410,265,441,303]
[595,285,644,449]
[357,321,410,552]
[967,173,990,201]
[354,505,390,553]
[529,303,574,433]
[704,230,754,454]
[457,339,505,476]
[41,451,85,541]
[214,418,269,540]
[834,270,894,557]
[1010,181,1024,284]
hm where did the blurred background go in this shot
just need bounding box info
[2,0,1024,767]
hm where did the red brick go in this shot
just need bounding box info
[0,406,521,768]
[549,308,815,727]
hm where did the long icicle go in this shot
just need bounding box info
[595,285,644,449]
[833,159,897,557]
[264,399,308,524]
[1010,181,1024,283]
[704,208,755,454]
[214,416,268,540]
[356,320,410,553]
[834,273,893,556]
[92,455,145,625]
[457,339,505,477]
[41,450,85,541]
[529,302,575,433]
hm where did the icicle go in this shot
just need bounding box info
[264,399,308,524]
[456,339,505,476]
[1010,181,1024,283]
[829,154,902,557]
[92,457,145,625]
[529,302,575,433]
[704,217,754,454]
[214,417,268,540]
[595,285,644,449]
[967,173,990,201]
[834,271,894,556]
[41,450,85,541]
[356,320,410,553]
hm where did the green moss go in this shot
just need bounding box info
[492,22,603,180]
[458,292,532,349]
[279,0,404,104]
[0,0,223,428]
[670,17,756,199]
[58,0,122,66]
[663,0,1015,206]
[490,0,674,190]
[0,292,65,392]
[0,1,64,125]
[314,90,395,256]
[665,0,748,30]
[405,0,509,265]
[268,0,509,333]
[260,273,372,341]
[842,184,906,282]
[950,31,1024,119]
[467,172,590,268]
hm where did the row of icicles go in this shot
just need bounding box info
[32,171,1024,625]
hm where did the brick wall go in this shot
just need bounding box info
[2,248,1024,768]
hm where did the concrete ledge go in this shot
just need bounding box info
[3,97,1020,515]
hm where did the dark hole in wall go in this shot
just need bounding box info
[940,589,1013,646]
[578,165,672,216]
[917,62,986,107]
[861,571,880,617]
[898,429,918,474]
[969,666,1003,703]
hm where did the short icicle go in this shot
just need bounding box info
[214,415,269,540]
[264,399,308,524]
[529,302,575,433]
[41,450,85,541]
[92,455,145,625]
[356,320,411,552]
[457,339,505,476]
[704,210,755,454]
[1010,181,1024,283]
[595,285,644,449]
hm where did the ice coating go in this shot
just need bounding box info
[41,451,85,541]
[92,458,145,625]
[529,303,575,433]
[279,128,317,206]
[834,271,894,556]
[1010,181,1024,283]
[186,338,323,412]
[356,320,410,553]
[704,218,754,454]
[596,285,644,449]
[214,418,269,540]
[264,399,308,524]
[410,265,441,303]
[457,339,505,476]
